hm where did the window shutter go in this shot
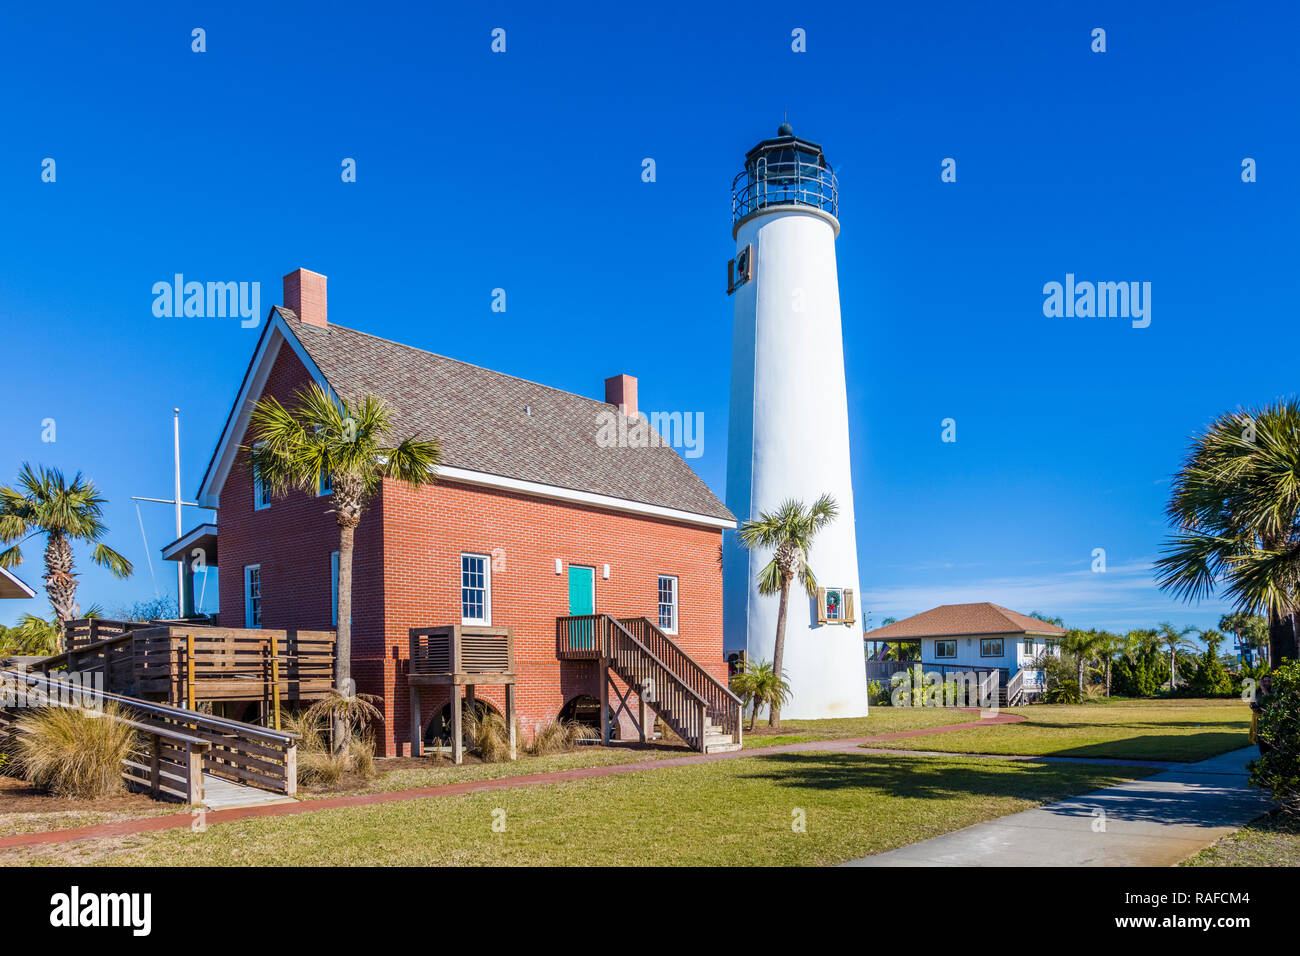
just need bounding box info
[816,587,827,625]
[843,588,855,625]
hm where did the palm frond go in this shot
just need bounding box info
[91,543,133,579]
[755,558,782,596]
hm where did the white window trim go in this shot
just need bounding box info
[461,553,491,625]
[244,564,262,628]
[330,551,339,627]
[657,574,679,634]
[935,640,957,659]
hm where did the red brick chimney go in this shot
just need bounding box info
[283,268,327,328]
[604,374,638,417]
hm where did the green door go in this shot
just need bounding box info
[568,566,596,649]
[568,566,595,615]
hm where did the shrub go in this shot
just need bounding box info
[1111,650,1170,698]
[13,702,137,798]
[465,709,513,762]
[1038,651,1081,703]
[304,689,383,751]
[528,718,592,756]
[1249,660,1300,812]
[286,709,376,786]
[1184,648,1235,697]
[867,679,891,706]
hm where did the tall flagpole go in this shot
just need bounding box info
[173,408,184,609]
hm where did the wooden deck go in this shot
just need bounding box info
[44,620,335,714]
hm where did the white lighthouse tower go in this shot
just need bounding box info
[723,123,867,719]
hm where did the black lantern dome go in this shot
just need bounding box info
[732,123,838,227]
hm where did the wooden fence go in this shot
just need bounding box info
[48,622,335,711]
[133,626,335,705]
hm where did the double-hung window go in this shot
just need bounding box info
[244,565,262,628]
[657,575,679,633]
[461,553,490,624]
[252,445,271,510]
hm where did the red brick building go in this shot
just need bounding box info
[190,269,735,756]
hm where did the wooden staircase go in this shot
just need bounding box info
[557,614,742,753]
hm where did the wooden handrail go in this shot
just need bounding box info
[605,618,710,710]
[2,669,212,804]
[619,618,741,705]
[4,669,299,795]
[557,615,740,751]
[618,617,742,743]
[36,631,135,670]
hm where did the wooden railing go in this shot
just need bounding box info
[618,617,742,742]
[49,623,336,709]
[867,661,1008,708]
[1,669,299,797]
[556,615,740,752]
[604,617,711,751]
[63,617,149,652]
[0,670,211,804]
[410,625,513,675]
[556,615,603,660]
[39,632,136,692]
[132,626,335,704]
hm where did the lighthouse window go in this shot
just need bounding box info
[825,588,843,621]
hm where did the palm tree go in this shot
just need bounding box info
[1219,611,1268,666]
[737,494,837,728]
[247,384,440,749]
[0,464,131,645]
[1059,628,1106,698]
[1096,630,1124,697]
[1155,621,1196,690]
[729,658,791,732]
[1155,399,1300,665]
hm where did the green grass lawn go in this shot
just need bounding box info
[866,699,1251,762]
[301,707,975,798]
[739,707,974,749]
[1181,811,1300,867]
[10,751,1152,866]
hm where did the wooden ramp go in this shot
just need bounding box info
[201,774,297,811]
[1,670,300,806]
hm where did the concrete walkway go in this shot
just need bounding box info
[845,746,1272,867]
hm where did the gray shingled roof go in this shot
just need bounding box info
[275,309,733,521]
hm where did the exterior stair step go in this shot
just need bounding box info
[704,742,743,754]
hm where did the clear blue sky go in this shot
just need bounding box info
[2,2,1297,638]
